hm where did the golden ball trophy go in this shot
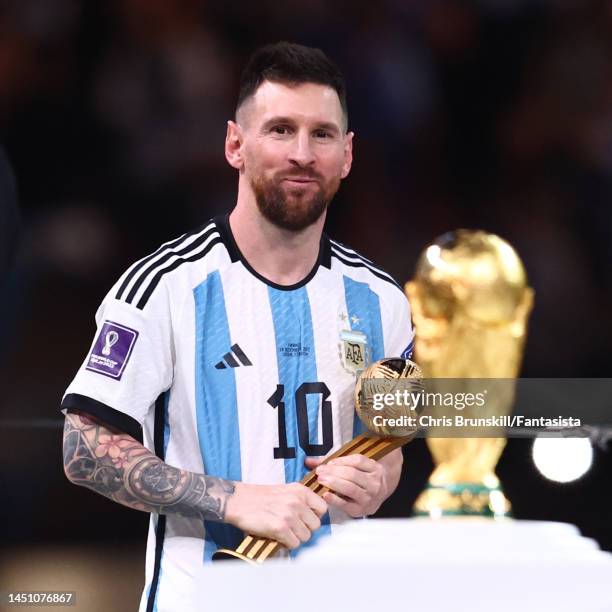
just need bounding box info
[212,358,423,563]
[406,230,533,517]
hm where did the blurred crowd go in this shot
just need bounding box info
[0,0,611,542]
[2,0,611,378]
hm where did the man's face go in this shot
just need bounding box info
[235,80,353,231]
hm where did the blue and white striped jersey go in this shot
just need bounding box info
[61,214,414,612]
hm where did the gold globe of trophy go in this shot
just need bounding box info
[405,230,533,518]
[212,358,423,563]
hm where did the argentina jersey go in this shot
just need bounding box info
[61,214,414,612]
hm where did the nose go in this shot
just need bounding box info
[288,130,315,167]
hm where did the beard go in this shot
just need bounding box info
[250,169,341,232]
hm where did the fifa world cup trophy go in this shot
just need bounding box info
[406,230,533,517]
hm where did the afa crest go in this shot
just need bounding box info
[339,329,369,374]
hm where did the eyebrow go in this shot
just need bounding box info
[261,116,342,134]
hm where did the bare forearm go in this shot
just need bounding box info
[62,412,235,521]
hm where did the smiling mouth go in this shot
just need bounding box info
[283,178,317,184]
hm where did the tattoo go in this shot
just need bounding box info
[63,413,235,521]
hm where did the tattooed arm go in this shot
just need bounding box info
[62,411,234,521]
[63,411,327,548]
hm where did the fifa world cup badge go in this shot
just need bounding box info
[339,329,369,374]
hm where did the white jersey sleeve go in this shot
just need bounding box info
[61,275,174,441]
[383,289,415,360]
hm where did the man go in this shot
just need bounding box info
[62,42,414,611]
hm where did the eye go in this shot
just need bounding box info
[271,125,291,135]
[314,130,331,139]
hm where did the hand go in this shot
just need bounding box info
[224,482,327,549]
[305,454,390,517]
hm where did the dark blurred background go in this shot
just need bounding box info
[1,0,611,604]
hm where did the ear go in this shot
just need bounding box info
[225,121,244,170]
[340,131,354,179]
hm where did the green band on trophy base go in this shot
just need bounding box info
[413,483,511,518]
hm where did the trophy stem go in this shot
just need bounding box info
[212,433,412,563]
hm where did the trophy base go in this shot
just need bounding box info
[211,548,261,564]
[412,483,511,518]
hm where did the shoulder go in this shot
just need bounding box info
[111,217,230,311]
[327,236,406,300]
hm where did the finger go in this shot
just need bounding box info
[322,491,364,517]
[324,454,378,472]
[317,465,369,490]
[290,516,312,544]
[299,506,322,533]
[316,474,367,505]
[276,527,301,550]
[304,488,328,517]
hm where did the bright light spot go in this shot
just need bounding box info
[489,489,507,515]
[429,506,442,520]
[532,437,593,483]
[425,245,443,268]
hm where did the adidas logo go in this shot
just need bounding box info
[215,344,253,369]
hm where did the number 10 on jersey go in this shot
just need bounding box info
[268,382,334,459]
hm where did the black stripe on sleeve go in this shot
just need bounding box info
[135,236,223,310]
[61,393,143,444]
[125,226,219,305]
[330,239,376,265]
[116,231,191,301]
[115,221,215,301]
[331,241,396,279]
[331,250,403,290]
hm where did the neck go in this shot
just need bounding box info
[229,185,326,286]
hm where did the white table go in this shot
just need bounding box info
[194,519,612,612]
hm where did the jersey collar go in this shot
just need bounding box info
[214,213,332,291]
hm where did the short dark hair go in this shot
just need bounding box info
[236,41,348,128]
